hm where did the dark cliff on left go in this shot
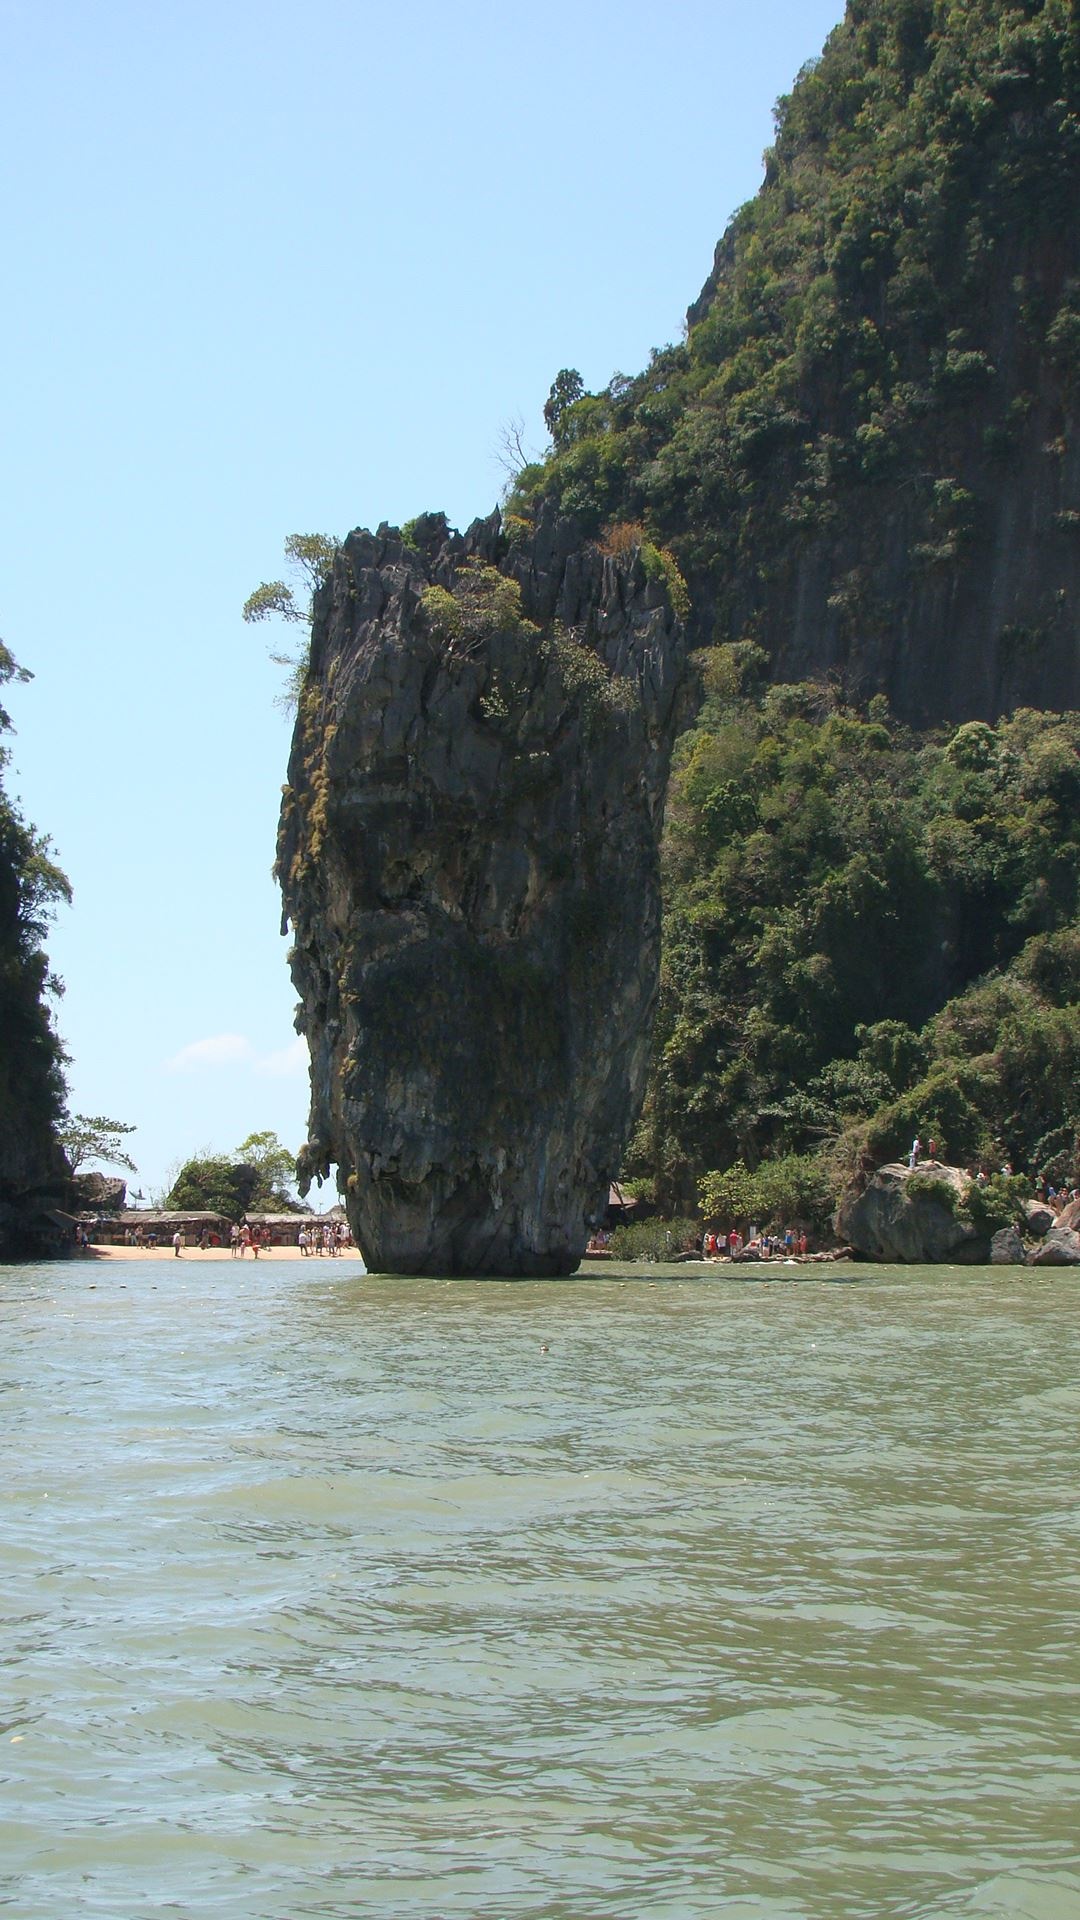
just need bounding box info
[0,645,72,1258]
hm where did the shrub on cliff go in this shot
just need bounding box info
[243,533,340,712]
[420,564,532,645]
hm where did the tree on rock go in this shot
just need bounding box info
[234,1130,298,1206]
[244,533,340,712]
[165,1131,303,1221]
[59,1114,137,1176]
[543,368,584,442]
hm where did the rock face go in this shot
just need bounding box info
[635,12,1080,728]
[1054,1197,1080,1233]
[279,507,686,1275]
[991,1226,1026,1266]
[836,1162,984,1264]
[682,257,1080,727]
[72,1172,126,1212]
[1028,1227,1080,1267]
[1022,1200,1056,1238]
[0,1105,70,1260]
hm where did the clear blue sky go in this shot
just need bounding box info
[1,0,845,1199]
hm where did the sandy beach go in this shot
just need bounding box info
[81,1243,364,1263]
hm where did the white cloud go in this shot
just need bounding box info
[166,1033,255,1072]
[165,1032,308,1078]
[257,1036,308,1079]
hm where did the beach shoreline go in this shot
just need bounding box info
[79,1243,364,1263]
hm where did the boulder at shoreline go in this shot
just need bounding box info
[1022,1199,1056,1237]
[836,1162,984,1264]
[1028,1227,1080,1267]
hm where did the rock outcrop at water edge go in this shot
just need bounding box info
[837,1162,985,1264]
[1027,1226,1080,1267]
[278,507,686,1275]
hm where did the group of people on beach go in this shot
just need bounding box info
[126,1220,354,1256]
[703,1226,809,1259]
[296,1222,350,1256]
[228,1223,273,1257]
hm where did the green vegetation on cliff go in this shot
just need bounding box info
[507,0,1080,719]
[626,651,1080,1219]
[0,644,70,1229]
[244,534,339,711]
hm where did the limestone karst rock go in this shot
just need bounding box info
[836,1162,986,1264]
[72,1172,127,1213]
[278,507,686,1275]
[525,6,1080,726]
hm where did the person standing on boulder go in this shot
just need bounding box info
[909,1135,922,1169]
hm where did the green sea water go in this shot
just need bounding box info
[2,1257,1078,1920]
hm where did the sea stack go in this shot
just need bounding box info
[278,506,686,1274]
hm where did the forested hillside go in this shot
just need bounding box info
[508,0,1080,723]
[625,647,1080,1218]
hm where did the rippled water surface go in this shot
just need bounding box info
[2,1257,1079,1919]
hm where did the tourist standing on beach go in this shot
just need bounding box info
[172,1229,183,1257]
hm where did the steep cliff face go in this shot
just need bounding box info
[278,509,686,1274]
[0,650,70,1258]
[0,1073,68,1259]
[690,229,1080,722]
[517,0,1080,724]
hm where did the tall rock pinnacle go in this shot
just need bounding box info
[278,506,686,1275]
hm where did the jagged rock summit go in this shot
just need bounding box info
[278,507,686,1275]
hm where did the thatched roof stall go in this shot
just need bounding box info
[86,1210,232,1245]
